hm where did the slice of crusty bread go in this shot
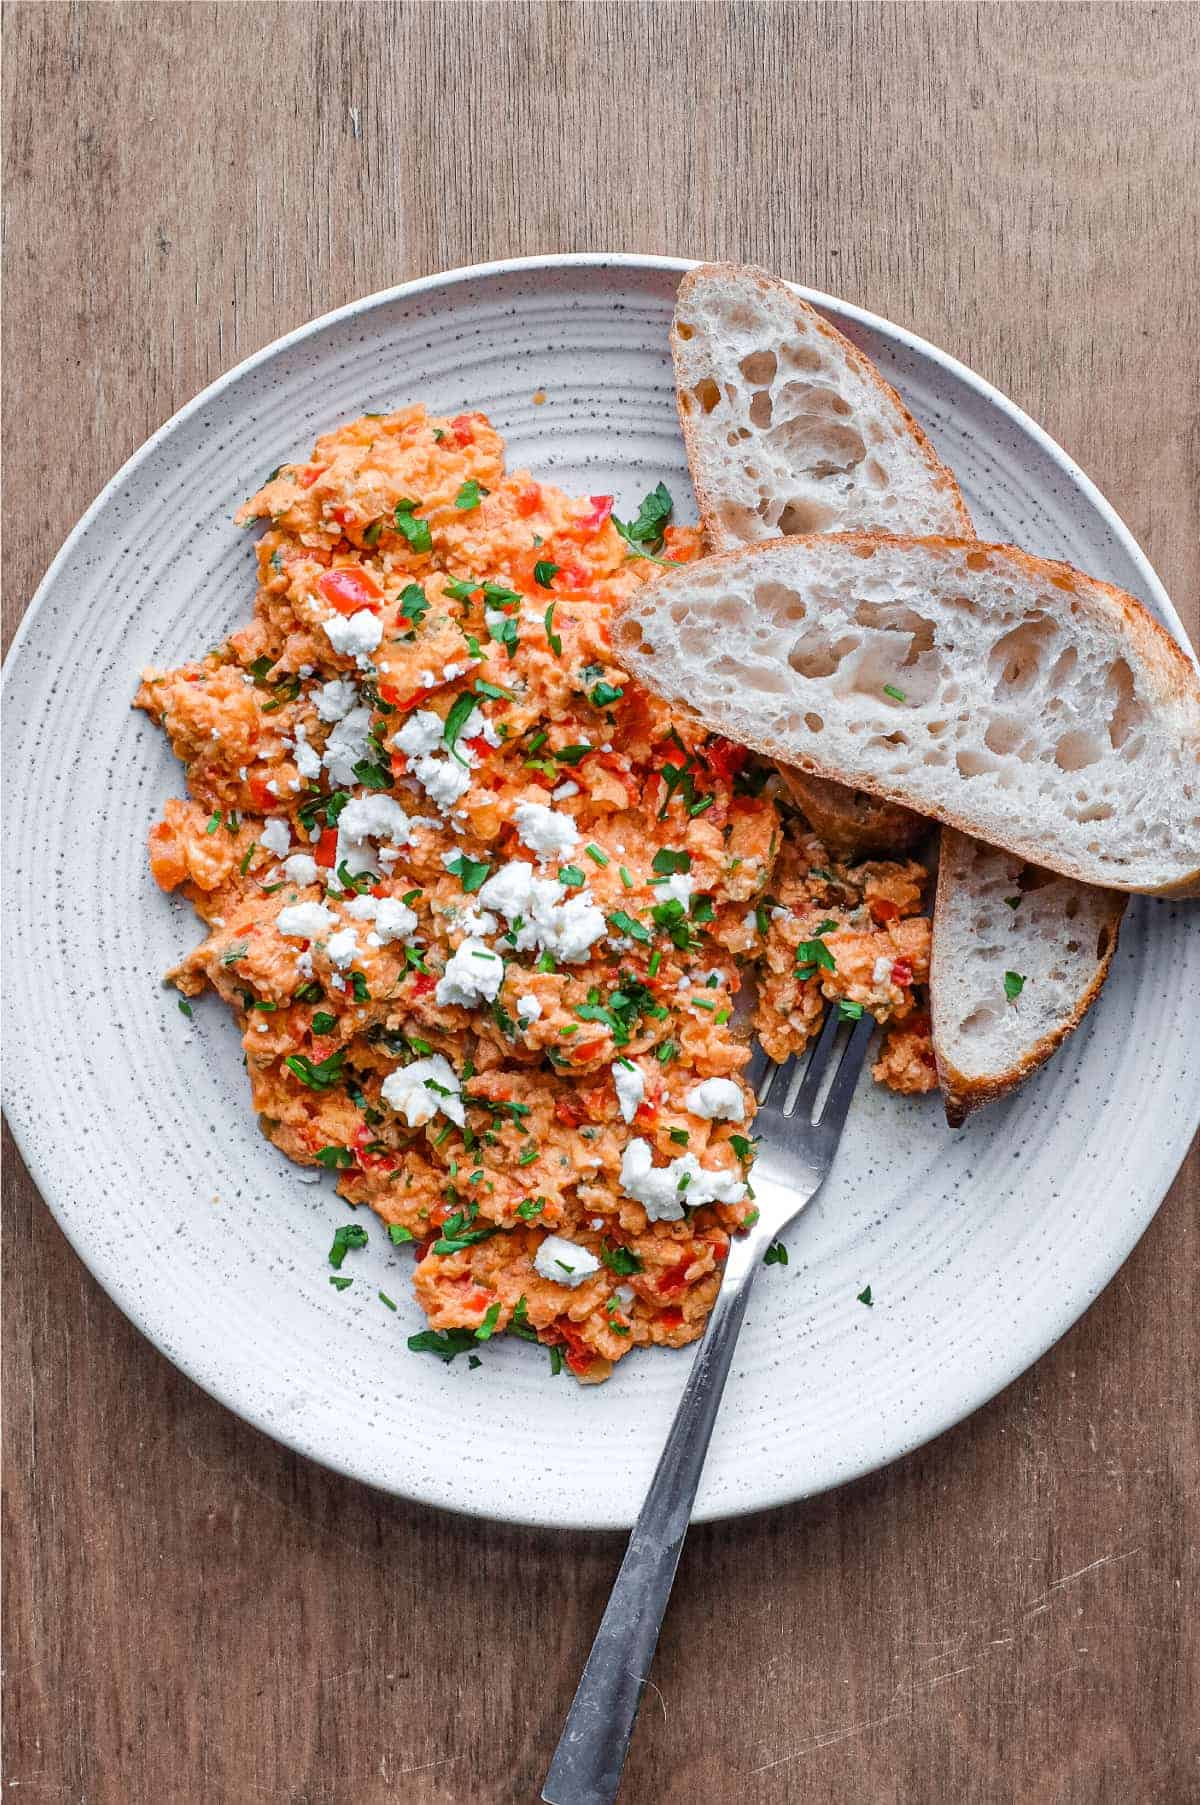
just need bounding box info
[773,766,928,859]
[672,263,972,550]
[931,829,1127,1123]
[614,534,1200,896]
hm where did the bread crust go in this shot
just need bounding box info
[613,532,1200,897]
[672,263,974,548]
[774,764,929,859]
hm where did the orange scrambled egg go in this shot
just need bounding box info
[138,404,935,1382]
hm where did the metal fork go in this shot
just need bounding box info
[542,1007,876,1805]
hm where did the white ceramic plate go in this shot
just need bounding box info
[4,255,1197,1529]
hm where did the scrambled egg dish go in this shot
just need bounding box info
[139,405,934,1382]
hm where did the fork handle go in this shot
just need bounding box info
[541,1234,761,1805]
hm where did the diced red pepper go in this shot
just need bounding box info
[573,1040,607,1064]
[329,506,355,528]
[554,1095,586,1128]
[869,897,900,924]
[450,412,484,446]
[314,827,338,868]
[658,1306,685,1331]
[891,959,913,988]
[542,1321,594,1377]
[298,464,326,489]
[248,774,277,811]
[464,735,492,759]
[410,972,438,997]
[658,1255,693,1295]
[318,567,383,615]
[579,495,613,533]
[702,736,747,785]
[516,483,542,517]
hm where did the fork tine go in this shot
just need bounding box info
[814,1013,875,1131]
[744,1043,771,1092]
[756,1053,793,1105]
[790,1003,845,1119]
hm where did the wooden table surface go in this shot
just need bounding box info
[4,5,1197,1801]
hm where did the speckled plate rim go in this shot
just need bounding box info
[4,252,1197,1529]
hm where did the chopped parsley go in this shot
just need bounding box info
[763,1240,789,1267]
[883,684,907,702]
[285,1050,347,1091]
[407,1327,479,1363]
[651,848,690,876]
[543,603,562,656]
[613,482,674,560]
[454,479,488,510]
[533,559,560,588]
[1003,970,1026,1001]
[393,500,432,553]
[609,910,651,944]
[857,1284,874,1307]
[600,1242,641,1275]
[315,1145,354,1169]
[328,1222,369,1269]
[474,1300,502,1340]
[447,851,491,892]
[589,680,623,708]
[387,1224,414,1245]
[443,690,479,764]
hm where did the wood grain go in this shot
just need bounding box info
[3,4,1197,1800]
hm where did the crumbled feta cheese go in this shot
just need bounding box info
[322,610,382,660]
[477,860,607,963]
[457,905,497,937]
[683,1077,745,1122]
[419,670,438,689]
[550,892,608,962]
[435,937,504,1007]
[312,677,358,723]
[260,817,291,858]
[534,1235,601,1288]
[335,793,411,876]
[514,800,579,861]
[295,949,314,979]
[872,954,894,986]
[412,751,472,810]
[612,1060,645,1124]
[614,1283,635,1308]
[325,926,359,970]
[381,1054,464,1128]
[659,871,694,907]
[442,661,467,682]
[516,993,542,1022]
[298,663,314,678]
[322,705,375,786]
[277,901,335,939]
[282,853,319,886]
[265,779,280,797]
[479,716,501,748]
[343,893,418,945]
[551,780,580,801]
[288,724,323,779]
[618,1137,746,1221]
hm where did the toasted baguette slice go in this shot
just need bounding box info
[774,766,928,859]
[672,263,972,551]
[614,535,1200,896]
[931,830,1127,1123]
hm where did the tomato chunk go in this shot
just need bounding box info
[318,567,383,614]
